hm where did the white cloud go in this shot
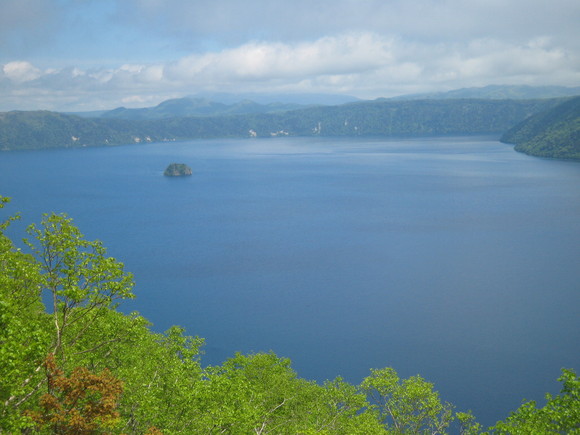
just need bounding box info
[1,31,579,111]
[434,38,577,85]
[2,61,43,83]
[0,0,578,110]
[165,33,392,83]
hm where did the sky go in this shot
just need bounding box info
[1,0,579,112]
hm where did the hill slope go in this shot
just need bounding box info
[501,97,580,160]
[0,111,143,150]
[0,99,564,151]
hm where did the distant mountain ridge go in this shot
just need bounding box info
[187,92,361,106]
[388,85,580,101]
[71,85,580,120]
[99,97,307,120]
[76,93,361,120]
[5,85,577,159]
[0,98,564,152]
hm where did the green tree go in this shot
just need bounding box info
[193,352,384,434]
[6,197,579,434]
[360,367,454,434]
[1,208,135,430]
[35,293,205,432]
[316,377,385,434]
[0,197,50,431]
[24,213,134,361]
[456,411,483,435]
[0,204,207,433]
[492,368,580,434]
[112,322,204,433]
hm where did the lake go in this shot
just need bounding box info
[1,136,579,427]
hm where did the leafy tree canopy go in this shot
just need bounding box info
[1,195,578,433]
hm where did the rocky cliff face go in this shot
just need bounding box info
[164,163,192,176]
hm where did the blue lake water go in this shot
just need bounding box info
[1,136,579,426]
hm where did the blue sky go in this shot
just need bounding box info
[1,0,579,111]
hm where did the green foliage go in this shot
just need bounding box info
[0,197,50,431]
[492,368,580,434]
[360,367,454,434]
[24,213,135,360]
[0,98,563,150]
[0,110,145,150]
[1,197,577,433]
[0,204,136,431]
[501,96,580,160]
[193,352,384,434]
[115,323,205,433]
[456,411,483,435]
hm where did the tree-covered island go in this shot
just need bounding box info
[164,163,193,176]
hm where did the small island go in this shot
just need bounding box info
[164,163,192,177]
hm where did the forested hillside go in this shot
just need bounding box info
[0,111,143,151]
[254,98,559,136]
[501,96,580,160]
[1,197,579,433]
[0,99,562,151]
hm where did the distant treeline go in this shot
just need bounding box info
[0,98,574,158]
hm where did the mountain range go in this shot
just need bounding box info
[1,85,578,159]
[387,85,580,101]
[98,98,307,120]
[74,85,579,121]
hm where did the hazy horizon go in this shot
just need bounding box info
[1,0,579,112]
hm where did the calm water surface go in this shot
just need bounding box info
[1,136,579,426]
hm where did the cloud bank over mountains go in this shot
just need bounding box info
[1,0,579,111]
